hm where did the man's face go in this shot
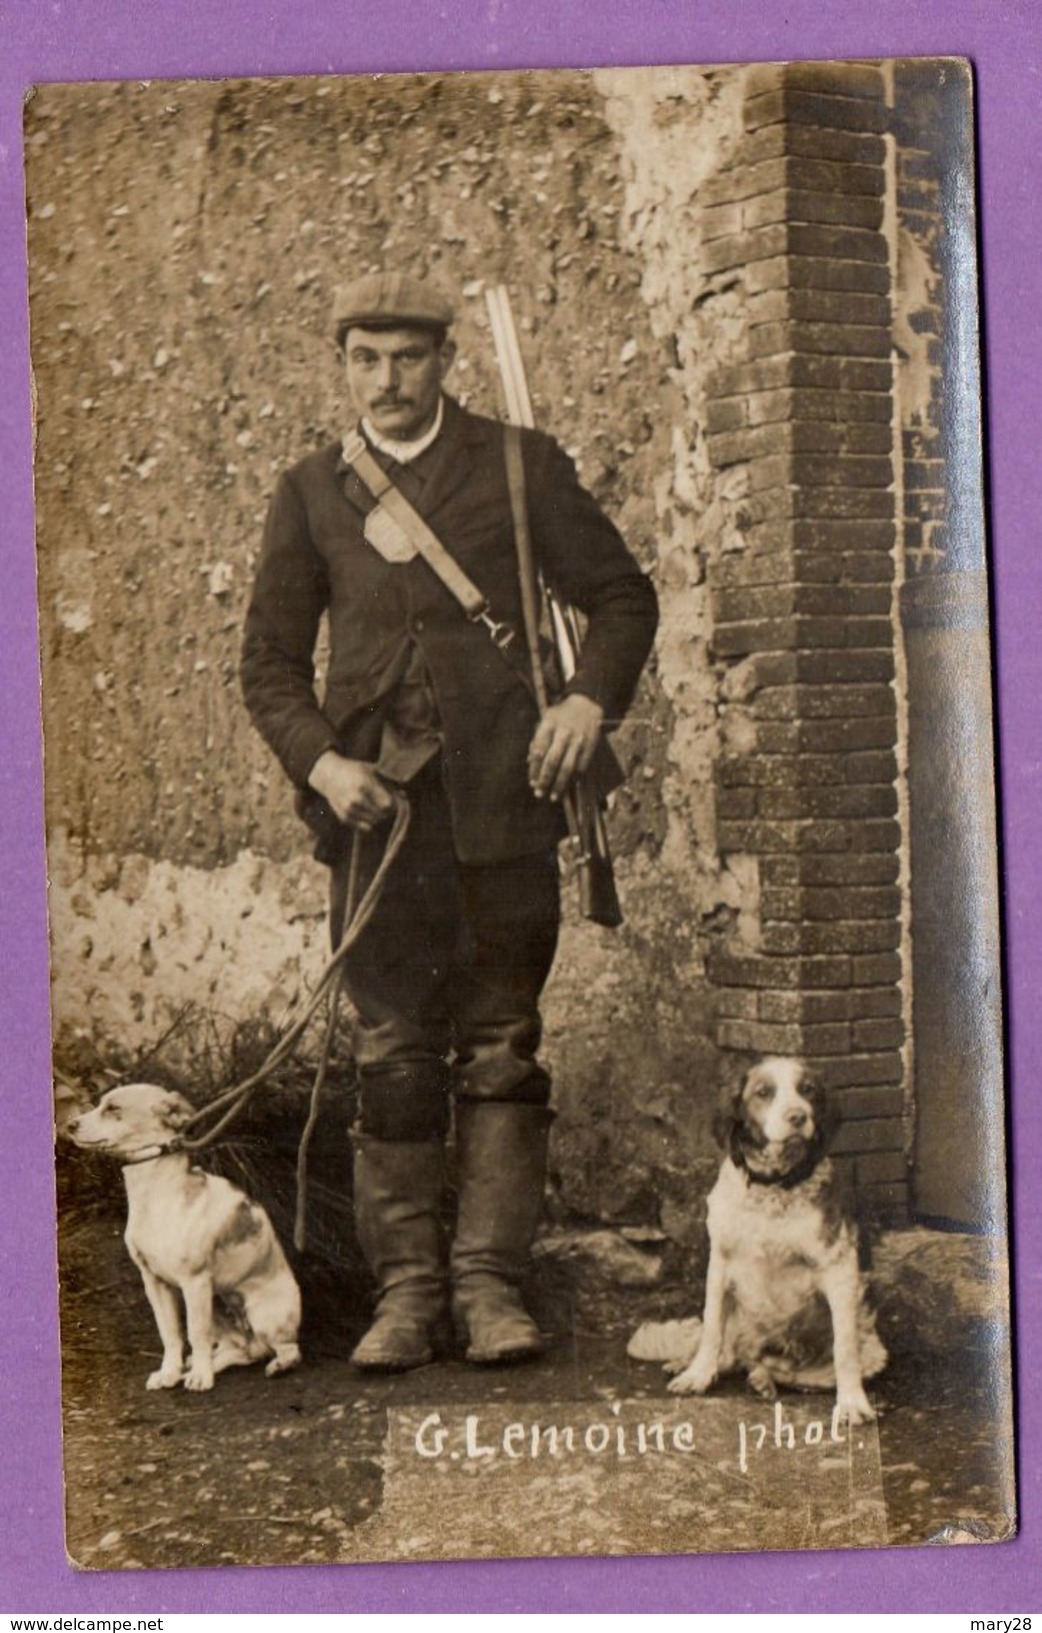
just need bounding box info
[343,325,455,441]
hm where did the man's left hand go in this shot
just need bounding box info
[528,693,605,803]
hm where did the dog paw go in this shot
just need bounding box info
[748,1364,778,1401]
[668,1362,716,1397]
[183,1367,215,1392]
[836,1389,875,1426]
[265,1346,301,1378]
[146,1366,184,1391]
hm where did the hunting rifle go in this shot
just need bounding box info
[485,283,623,929]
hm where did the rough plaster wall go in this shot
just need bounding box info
[30,67,748,1249]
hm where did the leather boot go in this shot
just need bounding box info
[350,1136,446,1370]
[451,1100,552,1364]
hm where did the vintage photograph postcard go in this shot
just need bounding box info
[26,57,1012,1568]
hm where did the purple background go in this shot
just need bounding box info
[1,0,1036,1611]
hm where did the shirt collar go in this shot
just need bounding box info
[361,395,444,464]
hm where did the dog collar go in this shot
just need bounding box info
[741,1150,821,1191]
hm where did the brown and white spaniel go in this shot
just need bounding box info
[633,1058,885,1424]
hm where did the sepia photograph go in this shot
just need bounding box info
[25,56,1012,1570]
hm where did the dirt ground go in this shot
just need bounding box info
[58,1201,1015,1572]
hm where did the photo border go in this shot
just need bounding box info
[2,0,1037,1611]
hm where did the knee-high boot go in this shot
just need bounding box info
[450,1100,552,1364]
[350,1135,446,1370]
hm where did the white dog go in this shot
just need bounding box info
[630,1058,885,1425]
[69,1082,301,1393]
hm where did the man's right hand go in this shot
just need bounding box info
[307,751,396,833]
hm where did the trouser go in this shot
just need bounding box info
[334,760,561,1139]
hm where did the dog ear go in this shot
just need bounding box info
[160,1091,195,1131]
[802,1073,840,1151]
[711,1070,747,1151]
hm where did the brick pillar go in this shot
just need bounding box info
[701,64,906,1219]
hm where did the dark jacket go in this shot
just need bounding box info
[241,397,658,863]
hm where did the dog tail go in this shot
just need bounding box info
[627,1317,703,1365]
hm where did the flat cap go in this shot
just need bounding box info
[331,272,455,336]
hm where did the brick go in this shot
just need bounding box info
[745,455,799,495]
[789,189,885,230]
[709,351,891,397]
[787,222,888,264]
[748,320,891,361]
[742,652,799,689]
[791,520,897,552]
[796,956,853,987]
[797,552,896,585]
[701,199,747,242]
[759,855,800,887]
[845,750,898,784]
[801,1021,853,1055]
[831,1086,905,1121]
[759,785,898,822]
[759,989,850,1024]
[707,421,791,468]
[715,785,758,819]
[744,88,890,135]
[858,1181,909,1226]
[791,584,893,617]
[796,819,901,855]
[852,952,902,985]
[744,188,886,233]
[743,189,885,234]
[701,223,787,276]
[711,551,793,591]
[707,951,801,988]
[831,1116,904,1154]
[790,452,895,487]
[705,155,885,211]
[787,156,885,197]
[777,62,886,101]
[822,1051,904,1088]
[712,619,798,659]
[795,489,896,522]
[798,920,901,956]
[799,615,895,649]
[848,987,903,1019]
[853,1017,905,1050]
[713,584,795,623]
[717,1019,804,1054]
[797,852,899,886]
[748,255,891,297]
[716,988,759,1020]
[731,122,886,169]
[795,649,895,684]
[734,486,894,526]
[700,157,789,207]
[720,756,814,792]
[754,684,896,721]
[742,385,893,426]
[761,885,803,918]
[853,1150,909,1186]
[802,886,902,921]
[718,820,792,855]
[786,289,891,327]
[705,397,749,436]
[761,922,803,956]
